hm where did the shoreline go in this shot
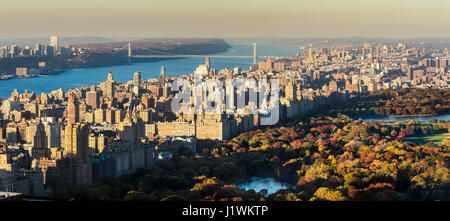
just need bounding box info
[0,41,232,81]
[0,57,201,82]
[0,45,239,98]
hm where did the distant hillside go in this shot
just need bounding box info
[0,37,117,47]
[76,38,231,55]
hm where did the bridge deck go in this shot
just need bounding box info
[131,55,267,58]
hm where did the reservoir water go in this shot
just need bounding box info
[358,114,450,122]
[0,44,300,98]
[237,177,292,195]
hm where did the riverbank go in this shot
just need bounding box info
[0,57,202,82]
[0,43,300,98]
[0,38,231,81]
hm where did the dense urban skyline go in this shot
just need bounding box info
[1,1,450,214]
[1,0,450,39]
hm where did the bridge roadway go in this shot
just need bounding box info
[131,55,269,59]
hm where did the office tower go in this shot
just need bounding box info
[67,91,79,124]
[159,66,166,86]
[50,36,58,53]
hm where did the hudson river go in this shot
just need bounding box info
[0,44,300,98]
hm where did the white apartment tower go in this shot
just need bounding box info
[50,36,58,53]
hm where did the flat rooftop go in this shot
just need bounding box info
[0,191,23,200]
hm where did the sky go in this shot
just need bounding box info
[1,0,450,39]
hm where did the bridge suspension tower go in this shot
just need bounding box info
[253,43,256,64]
[128,41,131,65]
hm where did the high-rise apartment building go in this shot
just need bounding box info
[0,46,7,58]
[67,91,79,124]
[10,45,19,58]
[63,123,89,159]
[46,45,54,56]
[63,123,92,185]
[100,72,115,98]
[159,66,166,86]
[32,122,49,159]
[50,36,58,53]
[133,72,142,96]
[86,90,99,109]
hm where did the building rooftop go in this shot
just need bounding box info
[0,191,23,200]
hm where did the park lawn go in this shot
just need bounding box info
[405,133,450,145]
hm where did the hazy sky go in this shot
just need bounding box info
[1,0,450,39]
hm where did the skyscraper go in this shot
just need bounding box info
[133,71,142,86]
[32,122,49,159]
[46,45,54,56]
[64,123,88,158]
[67,91,79,124]
[50,36,58,53]
[159,66,166,86]
[34,44,44,56]
[100,72,115,99]
[133,72,142,96]
[43,122,61,149]
[106,72,115,98]
[107,72,114,82]
[10,45,19,58]
[86,90,99,109]
[286,80,297,101]
[64,123,92,185]
[205,56,210,69]
[0,46,8,58]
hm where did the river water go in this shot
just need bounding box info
[0,44,300,98]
